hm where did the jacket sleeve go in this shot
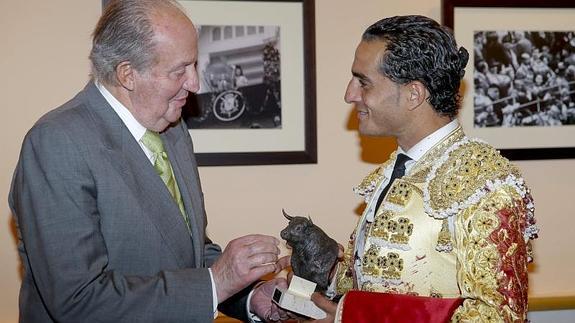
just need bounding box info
[334,236,357,296]
[451,184,535,322]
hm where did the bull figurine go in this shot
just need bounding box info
[280,209,339,292]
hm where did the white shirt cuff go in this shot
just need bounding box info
[246,282,265,322]
[326,265,339,300]
[208,268,218,319]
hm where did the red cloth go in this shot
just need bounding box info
[341,291,463,323]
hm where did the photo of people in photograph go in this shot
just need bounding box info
[473,30,575,127]
[183,25,282,130]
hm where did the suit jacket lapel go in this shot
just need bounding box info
[162,123,205,266]
[81,82,196,268]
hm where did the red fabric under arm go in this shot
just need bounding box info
[342,291,463,323]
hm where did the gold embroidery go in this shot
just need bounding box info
[409,127,465,182]
[335,228,359,295]
[387,180,412,206]
[436,218,453,252]
[378,252,404,280]
[472,211,500,234]
[362,282,418,295]
[427,141,518,212]
[391,217,413,245]
[370,210,414,246]
[451,300,503,322]
[362,245,381,277]
[362,246,405,281]
[371,210,393,240]
[361,282,377,292]
[354,157,395,199]
[453,188,530,322]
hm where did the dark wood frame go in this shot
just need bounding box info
[101,0,317,166]
[442,0,575,160]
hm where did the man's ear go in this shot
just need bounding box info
[115,61,135,91]
[406,81,429,111]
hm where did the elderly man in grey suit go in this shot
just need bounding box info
[9,0,290,322]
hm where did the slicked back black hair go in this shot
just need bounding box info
[363,15,469,118]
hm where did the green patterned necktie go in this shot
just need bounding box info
[141,130,191,233]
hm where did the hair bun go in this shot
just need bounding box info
[457,46,469,78]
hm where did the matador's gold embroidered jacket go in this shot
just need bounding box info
[334,127,538,322]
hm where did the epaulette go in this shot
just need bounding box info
[353,152,397,203]
[423,138,524,220]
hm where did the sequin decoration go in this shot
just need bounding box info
[370,210,414,246]
[372,210,394,240]
[378,252,404,280]
[387,180,413,207]
[426,140,512,213]
[361,245,381,277]
[361,244,404,281]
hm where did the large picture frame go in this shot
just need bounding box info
[101,0,316,166]
[442,0,575,160]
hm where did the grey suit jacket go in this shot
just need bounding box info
[9,82,245,322]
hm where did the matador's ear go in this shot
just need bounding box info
[406,80,429,111]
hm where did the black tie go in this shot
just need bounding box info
[374,153,412,211]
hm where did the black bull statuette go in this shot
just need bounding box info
[280,210,339,291]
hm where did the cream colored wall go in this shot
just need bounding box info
[0,0,573,322]
[0,1,101,322]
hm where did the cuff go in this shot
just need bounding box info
[246,282,265,323]
[326,265,339,300]
[207,268,218,319]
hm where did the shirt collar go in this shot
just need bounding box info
[398,119,459,164]
[95,81,147,142]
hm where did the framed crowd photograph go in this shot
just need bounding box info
[101,0,317,166]
[442,0,575,160]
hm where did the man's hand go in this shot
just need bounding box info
[337,244,344,259]
[211,234,280,303]
[250,278,295,322]
[302,293,337,323]
[276,255,291,273]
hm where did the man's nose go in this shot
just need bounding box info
[344,80,360,104]
[184,67,200,93]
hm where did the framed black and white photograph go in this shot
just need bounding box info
[102,0,316,166]
[179,0,316,166]
[187,25,282,130]
[443,0,575,160]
